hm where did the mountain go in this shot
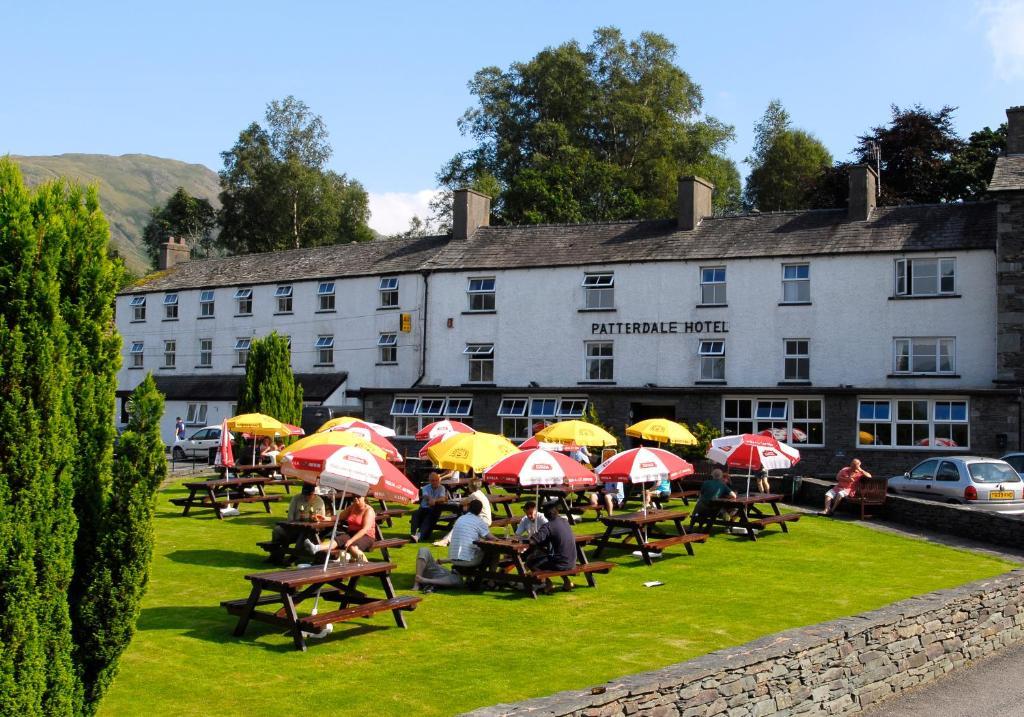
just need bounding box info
[11,153,220,275]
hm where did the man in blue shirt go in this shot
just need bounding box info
[410,471,449,543]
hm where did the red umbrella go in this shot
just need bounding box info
[280,444,417,503]
[518,435,579,452]
[707,433,800,496]
[331,425,403,462]
[283,423,305,436]
[483,449,597,489]
[415,420,475,441]
[215,419,235,468]
[595,447,694,484]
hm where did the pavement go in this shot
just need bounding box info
[859,640,1024,717]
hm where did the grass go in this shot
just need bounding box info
[99,478,1017,717]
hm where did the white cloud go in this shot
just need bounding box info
[367,189,440,236]
[980,0,1024,81]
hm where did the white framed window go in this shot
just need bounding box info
[129,341,144,368]
[185,402,207,426]
[582,272,614,310]
[275,285,293,314]
[783,339,809,381]
[857,398,968,449]
[318,281,336,312]
[782,264,810,303]
[379,277,399,309]
[163,293,178,320]
[391,397,419,437]
[558,397,588,418]
[315,335,334,365]
[584,341,613,381]
[417,398,446,417]
[234,337,251,366]
[893,337,955,375]
[198,338,212,368]
[467,277,495,312]
[698,340,725,381]
[390,395,475,437]
[129,295,146,322]
[723,397,824,445]
[700,267,726,305]
[498,398,528,417]
[199,290,215,317]
[464,343,494,383]
[445,398,473,417]
[530,398,558,421]
[234,287,253,315]
[895,258,956,297]
[163,340,176,368]
[378,332,398,364]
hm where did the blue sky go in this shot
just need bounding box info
[2,1,1022,232]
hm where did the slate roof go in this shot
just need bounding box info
[123,202,997,294]
[989,155,1024,192]
[134,372,348,402]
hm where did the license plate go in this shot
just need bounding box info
[989,491,1014,500]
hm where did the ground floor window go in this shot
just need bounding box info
[498,395,588,441]
[857,397,968,449]
[185,402,208,426]
[722,396,824,445]
[390,395,474,437]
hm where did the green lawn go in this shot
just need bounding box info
[100,479,1016,717]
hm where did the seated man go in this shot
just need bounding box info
[590,480,625,515]
[690,468,737,528]
[410,471,449,543]
[526,503,577,590]
[413,499,495,593]
[515,500,548,538]
[269,483,326,555]
[433,477,491,547]
[823,459,871,515]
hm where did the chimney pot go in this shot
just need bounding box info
[848,165,878,222]
[1006,106,1024,155]
[677,176,714,230]
[158,236,190,271]
[452,188,491,240]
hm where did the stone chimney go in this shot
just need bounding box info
[677,176,714,230]
[847,164,878,222]
[1007,105,1024,154]
[158,236,190,271]
[452,189,491,240]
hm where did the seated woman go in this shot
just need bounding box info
[258,437,276,464]
[305,495,376,563]
[644,476,672,508]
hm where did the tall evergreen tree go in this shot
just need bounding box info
[237,332,303,426]
[141,187,217,267]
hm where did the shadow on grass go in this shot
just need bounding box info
[166,549,269,570]
[137,605,389,653]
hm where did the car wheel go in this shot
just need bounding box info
[173,446,187,461]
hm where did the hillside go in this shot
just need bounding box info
[12,153,220,275]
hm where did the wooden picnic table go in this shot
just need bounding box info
[435,492,520,532]
[591,508,707,565]
[221,561,420,651]
[697,492,800,541]
[468,533,613,598]
[258,515,408,564]
[530,485,588,524]
[171,476,282,519]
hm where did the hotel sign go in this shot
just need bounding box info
[590,321,729,335]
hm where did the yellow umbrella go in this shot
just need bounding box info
[226,413,290,436]
[536,420,617,447]
[426,431,519,473]
[279,430,388,460]
[625,419,698,446]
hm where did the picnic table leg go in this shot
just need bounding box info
[634,528,654,566]
[575,544,597,588]
[379,499,393,528]
[561,496,579,525]
[673,518,697,556]
[769,500,790,533]
[232,583,263,636]
[207,486,224,520]
[374,523,391,562]
[511,552,536,599]
[378,572,408,628]
[281,593,307,652]
[741,506,757,541]
[591,524,615,560]
[181,486,197,517]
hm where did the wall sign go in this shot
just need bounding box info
[591,321,729,335]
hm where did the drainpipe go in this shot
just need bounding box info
[412,270,430,387]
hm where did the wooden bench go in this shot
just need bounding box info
[642,532,708,556]
[748,513,801,529]
[532,560,615,591]
[296,595,421,632]
[843,478,887,519]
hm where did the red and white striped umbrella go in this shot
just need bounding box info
[519,435,579,452]
[319,417,396,437]
[418,431,458,459]
[215,418,235,468]
[595,447,695,484]
[415,420,475,441]
[282,423,305,436]
[707,433,800,472]
[483,449,597,489]
[280,444,418,503]
[331,425,403,462]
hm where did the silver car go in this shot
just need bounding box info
[888,456,1024,505]
[172,425,229,460]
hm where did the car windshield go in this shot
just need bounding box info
[968,462,1021,484]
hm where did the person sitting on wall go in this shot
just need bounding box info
[690,467,737,529]
[822,459,871,516]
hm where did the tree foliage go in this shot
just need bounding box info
[218,96,373,254]
[434,27,741,227]
[743,101,832,212]
[141,187,216,266]
[946,123,1008,201]
[0,159,163,716]
[237,332,304,427]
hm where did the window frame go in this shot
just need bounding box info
[234,287,253,315]
[781,263,810,304]
[377,332,398,364]
[698,339,726,382]
[275,285,293,314]
[129,341,144,368]
[317,281,336,312]
[723,396,825,446]
[163,293,178,320]
[198,338,213,368]
[699,266,727,306]
[464,343,495,383]
[783,339,810,381]
[895,257,957,297]
[582,272,615,310]
[389,395,475,438]
[893,337,956,375]
[583,341,614,382]
[234,337,251,367]
[378,277,399,309]
[315,335,335,366]
[162,339,176,369]
[857,397,969,450]
[199,290,215,317]
[466,277,496,312]
[185,402,208,426]
[130,295,146,322]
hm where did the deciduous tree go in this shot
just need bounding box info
[141,187,216,266]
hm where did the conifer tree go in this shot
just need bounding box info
[237,332,304,426]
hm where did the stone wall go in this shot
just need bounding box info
[466,571,1024,717]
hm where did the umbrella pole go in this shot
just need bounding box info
[746,452,753,498]
[321,489,346,573]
